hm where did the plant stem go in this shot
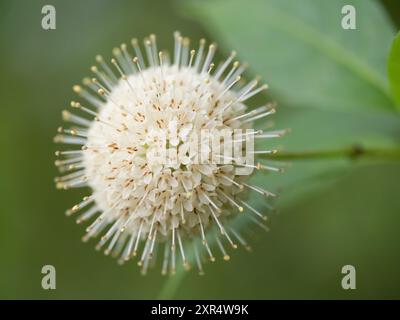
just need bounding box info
[263,144,400,161]
[158,266,189,300]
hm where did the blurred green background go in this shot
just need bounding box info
[0,0,400,299]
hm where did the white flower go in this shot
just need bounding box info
[54,32,286,275]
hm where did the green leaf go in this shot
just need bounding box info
[183,0,396,111]
[388,32,400,108]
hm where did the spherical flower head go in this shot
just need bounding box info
[55,32,285,275]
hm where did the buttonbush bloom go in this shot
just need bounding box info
[54,32,285,275]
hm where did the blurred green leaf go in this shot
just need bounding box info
[184,0,396,111]
[388,32,400,108]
